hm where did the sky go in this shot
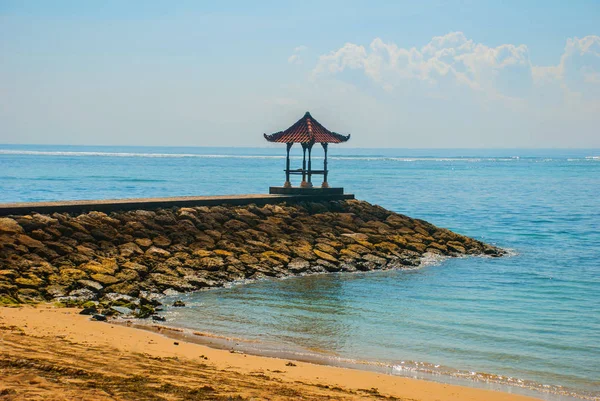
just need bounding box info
[1,0,599,148]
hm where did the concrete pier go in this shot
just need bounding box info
[0,193,355,216]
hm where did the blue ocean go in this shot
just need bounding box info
[1,145,599,400]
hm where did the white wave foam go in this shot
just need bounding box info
[1,149,593,164]
[0,149,286,159]
[419,252,449,267]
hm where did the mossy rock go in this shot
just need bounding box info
[0,269,18,279]
[214,249,234,257]
[347,244,371,255]
[80,259,118,275]
[197,257,225,271]
[57,268,88,284]
[261,251,290,264]
[103,282,140,296]
[238,254,259,264]
[121,261,148,272]
[339,249,361,259]
[290,244,317,261]
[135,238,153,249]
[115,269,139,282]
[81,300,98,309]
[0,295,20,305]
[136,304,155,319]
[374,242,400,253]
[15,275,44,289]
[90,273,120,285]
[314,242,338,255]
[17,288,43,303]
[192,249,213,258]
[406,242,427,253]
[313,249,338,263]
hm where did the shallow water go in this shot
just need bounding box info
[1,145,599,399]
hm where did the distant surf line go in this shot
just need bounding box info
[0,149,597,162]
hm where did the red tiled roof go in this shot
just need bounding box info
[264,112,350,144]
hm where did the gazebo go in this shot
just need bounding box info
[264,112,350,193]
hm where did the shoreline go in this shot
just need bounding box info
[0,304,545,401]
[123,307,587,401]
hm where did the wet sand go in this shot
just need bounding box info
[0,305,541,401]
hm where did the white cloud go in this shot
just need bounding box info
[312,32,536,98]
[288,45,308,65]
[288,54,302,65]
[312,32,600,105]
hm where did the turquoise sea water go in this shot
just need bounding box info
[1,145,599,400]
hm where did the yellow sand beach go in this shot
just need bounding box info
[0,305,541,401]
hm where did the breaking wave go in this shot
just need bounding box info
[1,149,596,163]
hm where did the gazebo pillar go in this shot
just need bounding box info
[300,143,309,187]
[284,143,293,188]
[307,143,314,187]
[321,142,329,188]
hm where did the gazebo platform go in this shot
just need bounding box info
[269,186,345,195]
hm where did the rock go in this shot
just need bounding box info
[290,243,317,261]
[90,227,117,241]
[145,246,171,258]
[16,234,44,249]
[362,254,387,265]
[224,219,249,231]
[102,293,139,305]
[341,232,369,242]
[152,315,166,322]
[197,257,225,271]
[43,283,64,298]
[135,304,155,318]
[30,229,53,241]
[261,251,290,264]
[15,275,44,289]
[90,273,119,285]
[104,282,139,297]
[92,314,107,321]
[80,306,98,315]
[111,306,134,316]
[121,261,148,272]
[314,242,338,255]
[151,274,195,292]
[152,236,172,247]
[347,244,371,255]
[0,199,505,305]
[287,258,310,273]
[0,218,23,234]
[69,288,96,300]
[339,249,361,260]
[427,242,448,253]
[0,295,20,305]
[238,254,259,264]
[446,241,466,254]
[316,259,340,272]
[119,242,143,257]
[135,238,153,249]
[53,288,97,305]
[313,249,338,263]
[16,288,43,303]
[0,269,18,279]
[80,259,118,275]
[173,300,185,307]
[77,279,104,292]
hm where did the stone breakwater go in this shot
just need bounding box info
[0,199,504,313]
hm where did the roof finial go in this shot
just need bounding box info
[304,111,311,117]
